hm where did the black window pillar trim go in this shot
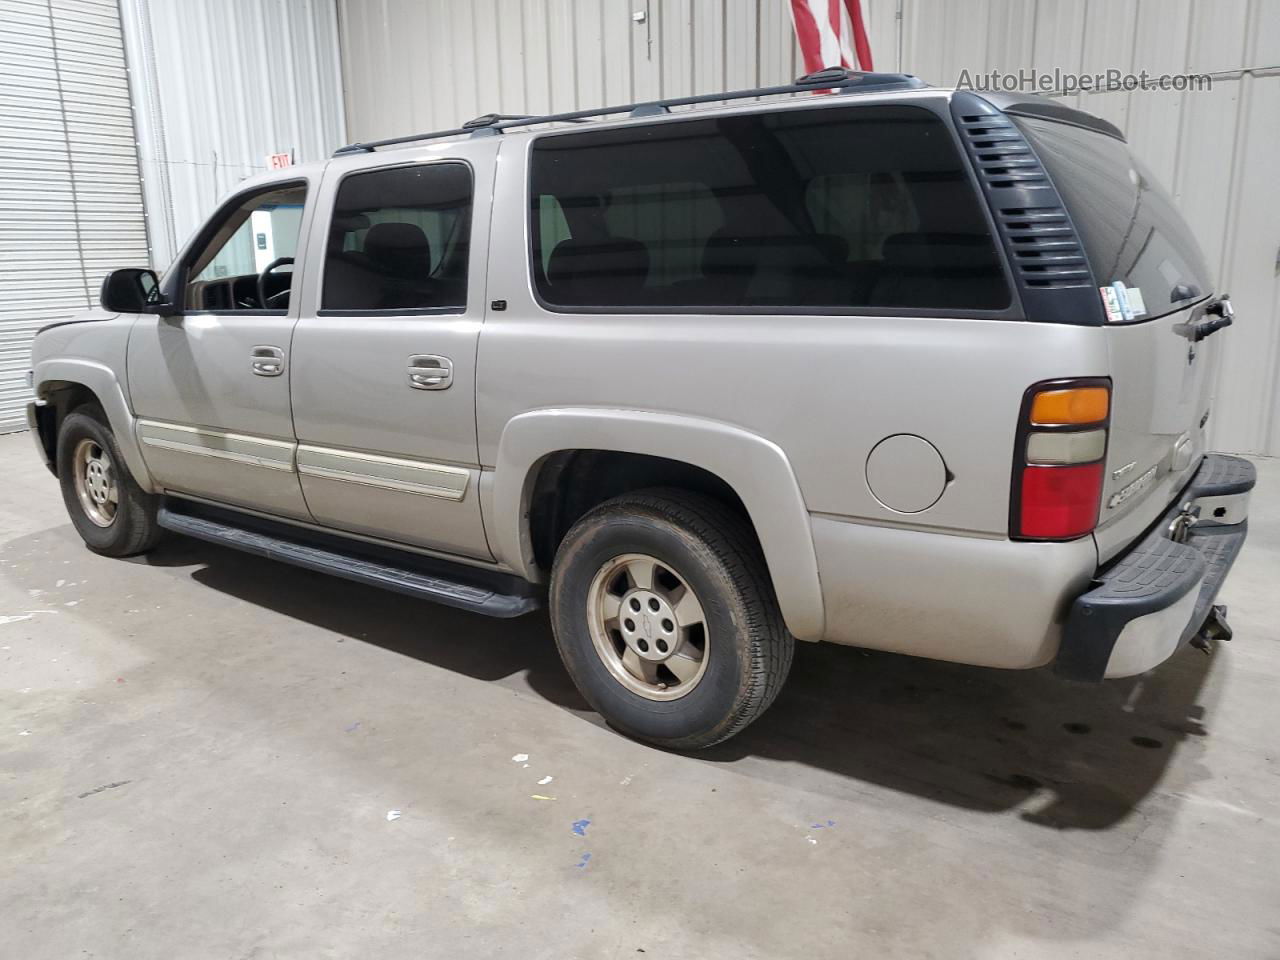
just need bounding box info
[949,92,1106,327]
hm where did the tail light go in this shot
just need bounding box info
[1011,379,1111,540]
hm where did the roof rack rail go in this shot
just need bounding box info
[332,67,924,156]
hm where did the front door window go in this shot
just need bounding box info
[185,184,308,312]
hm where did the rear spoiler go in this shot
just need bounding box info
[974,92,1126,142]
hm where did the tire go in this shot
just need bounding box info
[56,405,162,557]
[549,488,794,749]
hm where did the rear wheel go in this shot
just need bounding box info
[57,407,162,557]
[549,489,793,749]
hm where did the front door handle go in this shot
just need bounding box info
[251,345,285,377]
[407,354,453,390]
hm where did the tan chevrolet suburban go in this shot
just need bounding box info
[27,69,1253,748]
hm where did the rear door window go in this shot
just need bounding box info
[321,162,471,313]
[1014,116,1213,319]
[528,104,1010,312]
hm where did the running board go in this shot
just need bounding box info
[157,505,541,618]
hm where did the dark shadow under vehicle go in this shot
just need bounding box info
[141,532,1216,832]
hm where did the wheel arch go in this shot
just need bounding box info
[491,408,824,641]
[33,359,154,490]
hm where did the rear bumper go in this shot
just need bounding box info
[1055,453,1254,681]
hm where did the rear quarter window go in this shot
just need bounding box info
[1014,116,1213,319]
[528,103,1011,314]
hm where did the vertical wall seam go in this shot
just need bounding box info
[115,0,155,267]
[44,0,91,307]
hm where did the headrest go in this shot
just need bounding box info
[332,212,371,233]
[702,231,847,276]
[364,222,432,276]
[881,233,997,271]
[546,237,649,296]
[809,233,849,264]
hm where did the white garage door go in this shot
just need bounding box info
[0,0,148,433]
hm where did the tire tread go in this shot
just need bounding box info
[553,487,794,749]
[58,405,162,557]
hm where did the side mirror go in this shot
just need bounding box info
[100,268,175,316]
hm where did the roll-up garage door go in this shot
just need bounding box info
[0,0,148,432]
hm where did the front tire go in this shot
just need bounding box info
[57,406,162,557]
[549,489,793,749]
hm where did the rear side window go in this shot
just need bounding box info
[322,162,471,312]
[1014,116,1212,318]
[529,104,1009,312]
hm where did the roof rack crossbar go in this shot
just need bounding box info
[332,68,923,156]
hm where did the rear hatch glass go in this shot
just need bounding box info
[1013,115,1219,559]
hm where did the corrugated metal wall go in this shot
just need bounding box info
[338,0,820,140]
[336,0,1280,456]
[0,0,148,432]
[119,0,347,270]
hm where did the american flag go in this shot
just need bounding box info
[789,0,874,74]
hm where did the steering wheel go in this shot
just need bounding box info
[257,257,295,309]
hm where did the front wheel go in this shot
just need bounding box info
[549,489,794,750]
[56,406,162,557]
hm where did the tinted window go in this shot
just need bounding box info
[186,185,307,312]
[529,104,1009,311]
[322,163,471,312]
[1015,116,1212,318]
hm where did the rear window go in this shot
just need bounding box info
[321,162,471,313]
[529,104,1010,312]
[1014,116,1212,319]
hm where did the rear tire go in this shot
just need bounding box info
[56,406,162,557]
[549,489,793,750]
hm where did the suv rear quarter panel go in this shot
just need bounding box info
[478,132,1112,536]
[477,129,1110,664]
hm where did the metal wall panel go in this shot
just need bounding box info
[337,0,815,142]
[337,0,1280,454]
[119,0,347,270]
[0,0,148,432]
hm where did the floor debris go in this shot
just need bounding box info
[571,818,591,837]
[77,780,131,799]
[386,810,402,821]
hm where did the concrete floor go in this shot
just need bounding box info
[1,430,1277,960]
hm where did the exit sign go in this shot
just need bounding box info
[266,152,292,170]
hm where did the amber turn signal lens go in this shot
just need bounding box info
[1030,386,1109,426]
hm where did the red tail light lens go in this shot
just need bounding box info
[1012,378,1111,541]
[1019,463,1105,539]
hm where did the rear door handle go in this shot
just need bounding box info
[407,354,453,390]
[251,345,285,377]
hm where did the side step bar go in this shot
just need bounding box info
[157,505,541,619]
